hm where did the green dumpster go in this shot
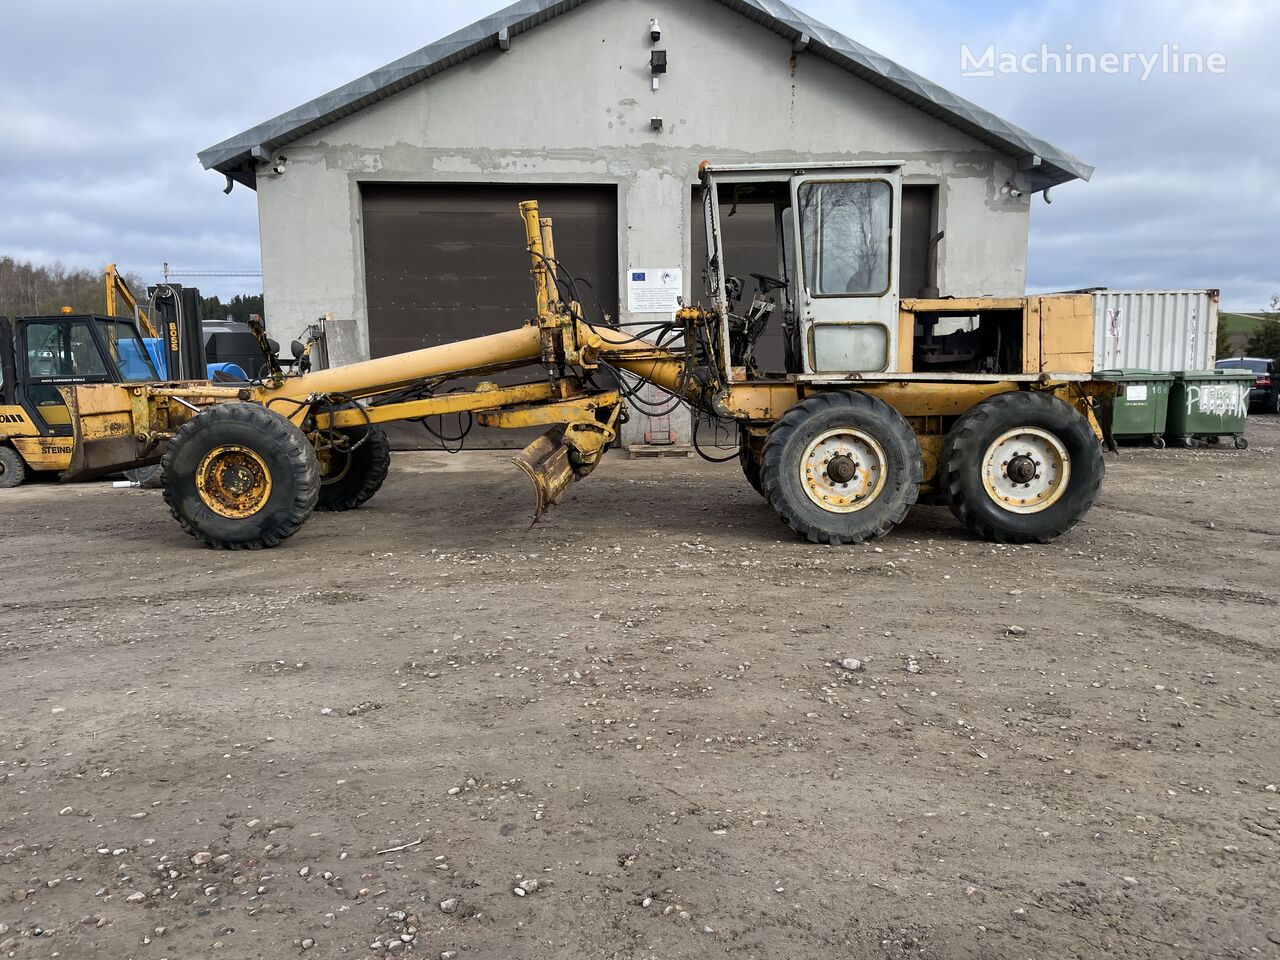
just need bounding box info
[1166,369,1254,449]
[1096,369,1174,447]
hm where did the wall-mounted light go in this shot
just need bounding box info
[650,48,667,91]
[651,116,663,132]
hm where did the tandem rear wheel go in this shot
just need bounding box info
[760,391,921,544]
[941,391,1104,544]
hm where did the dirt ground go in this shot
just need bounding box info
[1,416,1278,960]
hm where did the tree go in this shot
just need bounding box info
[1216,317,1231,358]
[200,292,264,325]
[1245,294,1280,360]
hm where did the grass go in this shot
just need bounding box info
[1219,312,1276,336]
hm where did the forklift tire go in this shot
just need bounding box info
[162,403,319,550]
[0,445,26,489]
[941,391,1103,544]
[317,426,391,512]
[124,464,164,488]
[760,391,921,544]
[738,428,764,498]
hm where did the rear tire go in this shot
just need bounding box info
[0,445,26,489]
[738,428,764,498]
[760,391,920,544]
[942,391,1103,544]
[317,426,391,512]
[162,403,319,550]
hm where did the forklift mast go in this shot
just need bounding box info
[147,283,207,381]
[105,264,158,338]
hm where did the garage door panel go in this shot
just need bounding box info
[361,182,617,449]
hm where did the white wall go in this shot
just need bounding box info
[253,0,1033,441]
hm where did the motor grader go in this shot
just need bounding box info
[56,161,1109,550]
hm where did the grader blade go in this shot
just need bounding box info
[513,426,576,521]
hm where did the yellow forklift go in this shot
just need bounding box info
[1,268,299,488]
[0,310,163,487]
[53,162,1111,547]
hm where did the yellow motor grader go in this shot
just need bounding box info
[56,161,1109,550]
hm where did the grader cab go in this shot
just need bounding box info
[55,161,1109,549]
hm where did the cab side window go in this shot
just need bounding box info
[24,321,109,379]
[798,180,892,297]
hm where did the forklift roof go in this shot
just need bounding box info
[199,0,1092,193]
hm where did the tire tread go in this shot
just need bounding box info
[161,403,319,550]
[942,391,1103,544]
[760,391,921,545]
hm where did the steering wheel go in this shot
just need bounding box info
[750,272,788,294]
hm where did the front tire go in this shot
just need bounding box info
[942,391,1103,544]
[317,426,391,512]
[162,403,319,549]
[760,391,920,544]
[0,445,26,489]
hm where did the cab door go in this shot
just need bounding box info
[18,318,115,434]
[790,171,901,375]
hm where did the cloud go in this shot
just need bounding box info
[0,0,1273,309]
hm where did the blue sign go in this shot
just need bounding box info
[631,271,646,281]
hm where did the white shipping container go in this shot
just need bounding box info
[1092,289,1219,372]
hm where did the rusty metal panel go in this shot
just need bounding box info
[1039,295,1093,373]
[1092,289,1219,372]
[361,183,617,448]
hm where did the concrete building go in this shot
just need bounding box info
[198,0,1091,447]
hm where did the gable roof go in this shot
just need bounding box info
[198,0,1093,192]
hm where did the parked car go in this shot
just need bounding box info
[1216,357,1280,413]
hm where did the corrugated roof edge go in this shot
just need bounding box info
[197,0,1093,192]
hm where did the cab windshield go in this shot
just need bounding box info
[96,318,159,382]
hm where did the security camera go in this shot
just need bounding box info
[272,155,288,175]
[650,19,661,42]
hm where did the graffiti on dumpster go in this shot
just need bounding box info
[1185,382,1248,419]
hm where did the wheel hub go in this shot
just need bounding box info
[981,428,1070,514]
[799,428,887,513]
[1006,454,1038,485]
[826,454,858,485]
[196,445,273,519]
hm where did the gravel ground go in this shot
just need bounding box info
[1,416,1278,960]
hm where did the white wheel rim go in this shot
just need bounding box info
[799,427,888,513]
[981,427,1070,514]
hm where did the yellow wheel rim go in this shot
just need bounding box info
[196,445,273,518]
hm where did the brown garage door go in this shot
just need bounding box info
[361,183,618,449]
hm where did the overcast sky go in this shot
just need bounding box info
[1,0,1275,309]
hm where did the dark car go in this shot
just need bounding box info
[1216,357,1279,413]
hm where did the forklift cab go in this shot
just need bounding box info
[3,314,158,435]
[700,161,902,382]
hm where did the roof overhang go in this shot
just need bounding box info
[198,0,1092,193]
